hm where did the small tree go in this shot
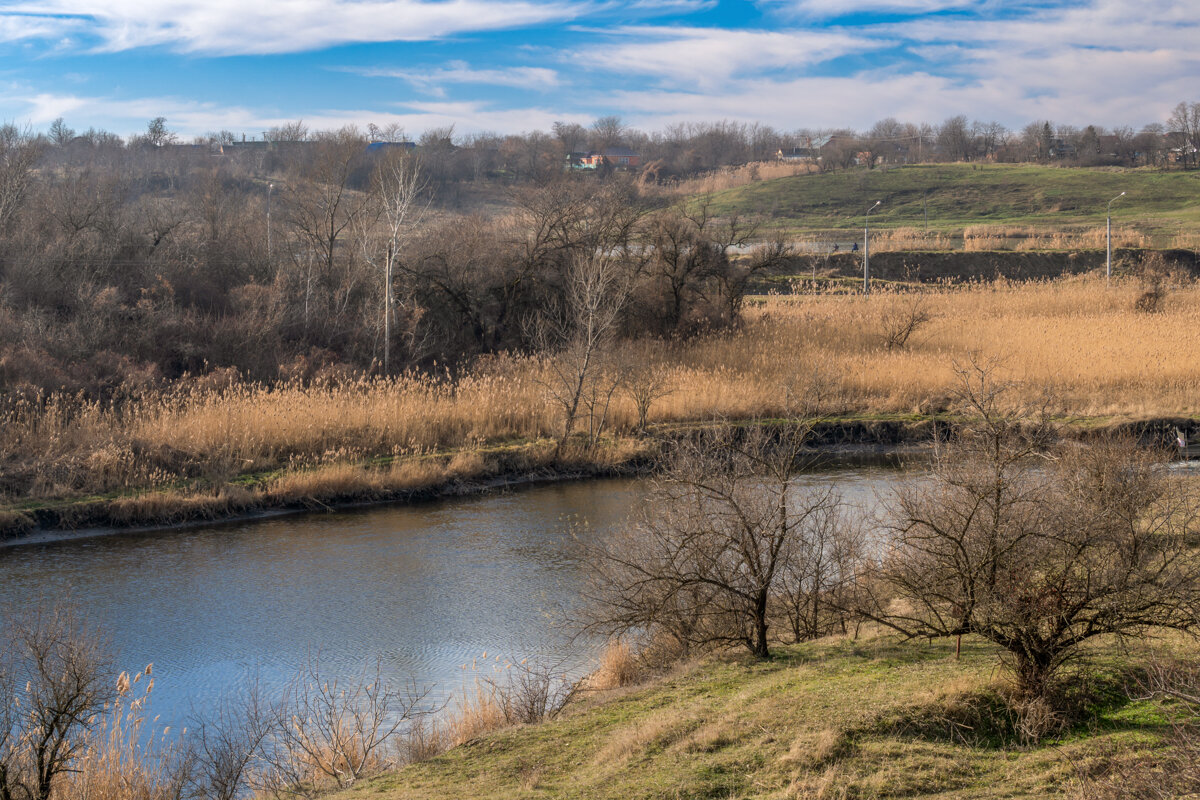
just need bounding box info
[858,364,1200,700]
[0,605,117,800]
[532,252,631,456]
[584,424,846,658]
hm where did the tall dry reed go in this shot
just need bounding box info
[3,276,1199,508]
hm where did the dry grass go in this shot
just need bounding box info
[53,667,186,800]
[647,160,817,197]
[586,640,641,691]
[591,707,699,765]
[443,679,510,747]
[3,276,1199,522]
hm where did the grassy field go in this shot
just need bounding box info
[325,635,1179,800]
[3,277,1199,534]
[699,163,1200,246]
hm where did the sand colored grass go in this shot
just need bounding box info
[2,276,1198,516]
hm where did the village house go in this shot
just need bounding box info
[573,146,642,169]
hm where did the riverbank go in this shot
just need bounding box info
[3,413,1196,545]
[324,633,1188,800]
[3,279,1199,542]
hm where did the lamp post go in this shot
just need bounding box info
[267,183,274,263]
[864,200,881,295]
[1106,191,1124,287]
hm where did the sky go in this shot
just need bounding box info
[0,0,1197,140]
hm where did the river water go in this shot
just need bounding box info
[0,465,902,728]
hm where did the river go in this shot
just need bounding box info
[0,465,902,728]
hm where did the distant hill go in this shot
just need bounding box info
[694,164,1200,244]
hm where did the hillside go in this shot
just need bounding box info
[328,636,1176,800]
[698,164,1200,244]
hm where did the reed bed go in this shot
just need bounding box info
[3,277,1199,509]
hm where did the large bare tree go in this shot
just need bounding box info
[584,425,847,658]
[858,365,1200,699]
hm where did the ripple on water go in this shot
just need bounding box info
[0,469,901,727]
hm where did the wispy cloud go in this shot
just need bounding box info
[780,0,975,17]
[571,26,885,88]
[0,0,585,54]
[349,61,561,97]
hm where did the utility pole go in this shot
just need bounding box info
[864,200,881,295]
[1106,191,1125,287]
[384,241,393,374]
[267,182,274,263]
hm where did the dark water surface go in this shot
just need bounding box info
[0,468,899,727]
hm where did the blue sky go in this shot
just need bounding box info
[0,0,1196,140]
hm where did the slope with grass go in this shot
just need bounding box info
[327,636,1174,800]
[701,164,1200,243]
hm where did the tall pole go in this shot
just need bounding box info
[1106,191,1125,287]
[267,183,274,263]
[864,200,881,295]
[384,241,393,374]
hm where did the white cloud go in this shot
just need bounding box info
[782,0,974,16]
[571,26,885,88]
[350,61,561,97]
[0,0,585,54]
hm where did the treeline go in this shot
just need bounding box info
[0,122,792,396]
[24,99,1200,179]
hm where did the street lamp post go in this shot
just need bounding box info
[1106,191,1125,287]
[267,183,275,263]
[864,200,881,295]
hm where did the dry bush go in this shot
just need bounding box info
[258,657,434,798]
[878,293,933,350]
[586,639,641,691]
[871,227,955,252]
[444,681,508,747]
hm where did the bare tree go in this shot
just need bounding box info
[779,499,866,642]
[0,124,43,237]
[583,424,846,658]
[0,605,117,800]
[857,364,1200,700]
[622,361,673,433]
[1168,101,1200,168]
[185,680,273,800]
[533,252,631,456]
[259,657,433,799]
[879,292,933,350]
[359,150,426,373]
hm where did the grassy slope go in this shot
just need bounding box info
[700,163,1200,238]
[329,636,1171,800]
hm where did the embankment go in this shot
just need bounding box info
[777,248,1200,283]
[4,415,1195,544]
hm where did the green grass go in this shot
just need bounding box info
[698,163,1200,241]
[327,635,1180,800]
